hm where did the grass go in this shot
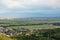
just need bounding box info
[7,25,60,30]
[0,34,13,40]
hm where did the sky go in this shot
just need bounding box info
[0,0,60,18]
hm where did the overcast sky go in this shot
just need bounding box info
[0,0,60,18]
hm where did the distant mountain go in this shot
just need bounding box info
[0,13,60,18]
[0,17,60,21]
[12,17,60,21]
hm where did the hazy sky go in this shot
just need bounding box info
[0,0,60,18]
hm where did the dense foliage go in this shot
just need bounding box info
[10,28,60,40]
[0,27,60,40]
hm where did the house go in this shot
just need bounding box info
[0,27,8,33]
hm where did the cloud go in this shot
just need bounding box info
[0,0,60,14]
[1,0,60,9]
[1,0,25,8]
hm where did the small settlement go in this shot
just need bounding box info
[0,27,36,37]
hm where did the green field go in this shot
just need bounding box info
[0,17,60,30]
[0,18,60,40]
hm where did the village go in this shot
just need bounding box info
[0,27,38,37]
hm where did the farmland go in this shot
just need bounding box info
[0,17,60,40]
[0,17,60,29]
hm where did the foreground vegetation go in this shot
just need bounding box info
[0,28,60,40]
[0,34,13,40]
